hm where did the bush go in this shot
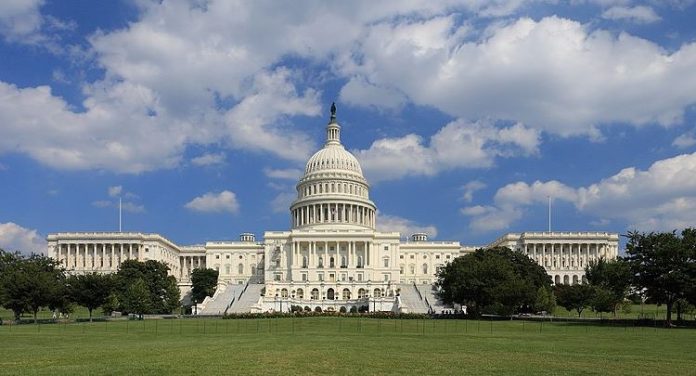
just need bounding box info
[303,306,311,312]
[314,307,322,313]
[339,306,347,313]
[358,305,369,313]
[349,306,358,313]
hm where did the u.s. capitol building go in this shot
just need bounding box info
[46,105,619,314]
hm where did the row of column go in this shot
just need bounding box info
[290,240,372,270]
[524,243,614,270]
[292,203,375,228]
[179,256,205,281]
[57,243,140,271]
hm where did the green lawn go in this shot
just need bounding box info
[1,317,694,375]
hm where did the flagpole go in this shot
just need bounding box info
[547,195,551,232]
[119,197,122,232]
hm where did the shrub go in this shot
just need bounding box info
[314,307,322,313]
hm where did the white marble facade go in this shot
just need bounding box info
[46,105,619,312]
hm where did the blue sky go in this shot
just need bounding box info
[1,0,696,254]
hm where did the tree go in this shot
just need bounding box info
[585,258,632,315]
[624,230,696,326]
[113,259,180,315]
[534,286,556,314]
[190,268,219,312]
[590,287,615,317]
[121,278,152,319]
[67,273,114,322]
[0,254,65,323]
[437,247,552,316]
[555,284,594,317]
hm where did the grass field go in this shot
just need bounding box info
[1,317,695,375]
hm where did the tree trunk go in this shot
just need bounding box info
[89,308,93,323]
[666,300,673,327]
[13,310,20,323]
[33,310,38,324]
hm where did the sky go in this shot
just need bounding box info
[1,0,696,255]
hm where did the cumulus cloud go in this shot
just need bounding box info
[341,15,696,138]
[355,119,539,182]
[185,190,239,213]
[264,168,302,180]
[464,152,696,231]
[339,77,407,111]
[270,192,296,213]
[108,185,123,198]
[461,180,487,203]
[0,222,46,255]
[377,213,438,238]
[191,153,225,166]
[0,0,44,42]
[601,5,661,23]
[673,130,696,149]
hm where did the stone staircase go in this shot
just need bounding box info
[198,283,246,315]
[227,283,264,313]
[419,284,451,314]
[397,284,430,314]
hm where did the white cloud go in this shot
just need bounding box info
[355,119,539,182]
[376,213,438,238]
[464,152,696,231]
[108,185,122,198]
[185,190,239,213]
[339,77,407,111]
[341,16,696,138]
[601,5,661,23]
[461,180,487,202]
[0,222,46,255]
[0,0,43,42]
[191,153,225,166]
[673,130,696,149]
[264,168,302,180]
[270,192,296,213]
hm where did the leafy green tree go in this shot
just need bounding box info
[121,278,152,319]
[585,258,632,315]
[624,230,696,326]
[67,273,114,322]
[590,287,615,317]
[555,284,594,317]
[437,247,552,316]
[0,254,65,323]
[113,259,180,314]
[534,286,556,314]
[190,268,219,310]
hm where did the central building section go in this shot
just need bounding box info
[263,105,400,312]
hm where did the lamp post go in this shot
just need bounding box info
[275,293,279,312]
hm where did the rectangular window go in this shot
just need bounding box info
[357,273,363,281]
[274,274,281,281]
[384,246,388,250]
[301,273,307,281]
[383,274,390,282]
[410,255,414,259]
[318,273,324,282]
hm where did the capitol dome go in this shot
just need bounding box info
[290,104,376,230]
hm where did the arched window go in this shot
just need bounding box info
[554,275,561,285]
[422,263,428,274]
[327,288,335,300]
[373,288,382,298]
[563,275,569,285]
[383,257,389,268]
[251,265,256,275]
[296,288,304,299]
[399,264,404,274]
[409,264,415,274]
[572,275,579,285]
[311,288,319,300]
[357,256,363,268]
[281,288,289,298]
[342,288,351,300]
[318,257,324,268]
[330,257,335,268]
[302,256,308,268]
[238,263,244,275]
[341,256,347,268]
